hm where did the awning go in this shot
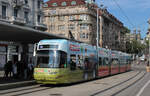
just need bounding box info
[0,21,67,43]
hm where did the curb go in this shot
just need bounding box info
[0,80,37,90]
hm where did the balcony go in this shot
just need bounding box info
[10,16,26,25]
[34,22,47,31]
[12,0,24,8]
[78,20,92,25]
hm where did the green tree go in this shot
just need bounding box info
[121,27,131,35]
[126,40,146,54]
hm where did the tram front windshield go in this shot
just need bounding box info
[36,50,67,68]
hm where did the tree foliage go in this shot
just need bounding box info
[126,39,146,54]
[121,27,131,35]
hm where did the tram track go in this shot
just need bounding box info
[91,71,146,96]
[0,83,70,96]
[0,84,53,96]
[0,71,145,96]
[111,72,146,96]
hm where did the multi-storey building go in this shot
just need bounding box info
[0,0,46,69]
[44,0,97,45]
[0,0,46,30]
[44,0,124,50]
[99,9,123,50]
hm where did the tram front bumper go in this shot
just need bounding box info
[34,74,69,84]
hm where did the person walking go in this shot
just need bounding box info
[12,62,17,78]
[4,62,9,78]
[7,61,13,77]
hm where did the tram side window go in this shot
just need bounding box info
[70,55,76,70]
[111,59,119,66]
[99,57,102,66]
[59,51,67,68]
[103,58,109,66]
[77,55,83,69]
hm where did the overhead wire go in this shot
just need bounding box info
[111,0,135,29]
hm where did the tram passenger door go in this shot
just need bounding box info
[98,57,102,77]
[69,55,78,82]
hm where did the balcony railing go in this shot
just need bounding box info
[10,16,26,25]
[48,9,96,16]
[34,22,47,31]
[12,0,25,7]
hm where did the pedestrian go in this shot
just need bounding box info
[12,61,17,78]
[27,64,34,79]
[4,62,9,78]
[7,61,13,77]
[147,61,149,67]
[16,61,21,78]
[22,61,28,79]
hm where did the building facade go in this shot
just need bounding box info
[0,0,46,69]
[44,0,124,50]
[99,9,123,50]
[44,0,97,45]
[0,0,46,30]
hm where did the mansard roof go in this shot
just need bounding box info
[45,0,86,7]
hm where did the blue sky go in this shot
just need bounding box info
[96,0,150,38]
[44,0,150,38]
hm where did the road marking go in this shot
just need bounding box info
[136,79,150,96]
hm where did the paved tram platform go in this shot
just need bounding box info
[0,70,36,90]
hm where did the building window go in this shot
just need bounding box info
[2,5,7,19]
[80,14,88,20]
[69,15,75,21]
[25,0,28,4]
[58,25,65,31]
[80,33,82,38]
[52,3,57,6]
[58,16,65,21]
[86,33,89,39]
[37,0,41,9]
[68,24,75,30]
[82,33,85,38]
[37,15,41,23]
[49,25,55,31]
[61,2,67,6]
[80,24,89,30]
[71,1,77,5]
[80,33,86,38]
[50,16,55,22]
[14,8,18,17]
[24,11,29,23]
